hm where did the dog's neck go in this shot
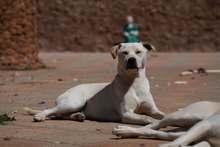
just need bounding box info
[116,67,146,85]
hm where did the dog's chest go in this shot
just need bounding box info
[129,82,150,103]
[136,88,149,102]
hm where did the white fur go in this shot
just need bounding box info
[113,101,220,146]
[25,42,164,124]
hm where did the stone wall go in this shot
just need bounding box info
[0,0,219,69]
[37,0,220,52]
[0,0,43,70]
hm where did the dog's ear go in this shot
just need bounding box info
[109,44,121,59]
[142,42,157,52]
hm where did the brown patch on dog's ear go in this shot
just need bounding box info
[109,44,121,59]
[142,42,157,52]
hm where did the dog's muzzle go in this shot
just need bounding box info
[126,57,138,69]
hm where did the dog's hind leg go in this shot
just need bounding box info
[146,109,202,130]
[33,90,88,122]
[33,107,60,122]
[34,105,86,122]
[158,119,212,147]
[33,102,85,122]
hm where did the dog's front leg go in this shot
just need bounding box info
[158,119,212,147]
[191,141,211,147]
[113,125,184,140]
[121,111,158,125]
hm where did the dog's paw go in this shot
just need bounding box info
[75,113,86,122]
[151,111,165,120]
[69,112,86,122]
[33,113,46,122]
[112,126,138,138]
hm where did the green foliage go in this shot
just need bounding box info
[0,114,16,125]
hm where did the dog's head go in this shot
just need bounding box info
[109,42,156,71]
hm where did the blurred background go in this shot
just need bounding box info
[0,0,220,70]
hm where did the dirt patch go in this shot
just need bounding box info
[0,52,220,147]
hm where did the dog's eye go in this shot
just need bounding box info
[136,50,142,54]
[122,51,128,55]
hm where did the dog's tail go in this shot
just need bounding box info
[24,107,43,115]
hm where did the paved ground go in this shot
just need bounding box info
[0,52,220,147]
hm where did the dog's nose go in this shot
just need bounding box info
[127,57,137,69]
[128,57,136,63]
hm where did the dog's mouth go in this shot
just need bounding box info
[126,64,138,69]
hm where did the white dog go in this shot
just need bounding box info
[113,101,220,146]
[25,42,165,125]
